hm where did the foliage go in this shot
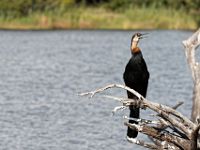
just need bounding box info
[0,0,199,16]
[0,0,199,29]
[0,0,76,17]
[0,6,197,30]
[104,0,200,12]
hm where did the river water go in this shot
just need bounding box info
[0,30,194,150]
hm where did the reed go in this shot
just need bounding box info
[0,6,197,30]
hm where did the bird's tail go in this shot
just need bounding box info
[127,106,140,138]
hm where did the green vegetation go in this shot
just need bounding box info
[0,0,199,30]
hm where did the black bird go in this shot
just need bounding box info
[123,33,149,138]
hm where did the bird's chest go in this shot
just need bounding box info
[125,66,146,80]
[123,60,149,84]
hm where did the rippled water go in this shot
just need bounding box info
[0,30,194,150]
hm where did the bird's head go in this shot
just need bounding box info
[131,33,148,53]
[131,32,148,43]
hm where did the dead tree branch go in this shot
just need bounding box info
[126,135,160,149]
[80,83,197,149]
[183,28,200,123]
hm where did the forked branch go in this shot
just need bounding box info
[80,83,197,149]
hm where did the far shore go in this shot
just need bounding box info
[0,7,198,30]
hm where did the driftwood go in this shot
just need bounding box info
[80,29,200,150]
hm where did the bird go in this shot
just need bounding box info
[123,33,149,138]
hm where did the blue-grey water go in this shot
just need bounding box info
[0,30,194,150]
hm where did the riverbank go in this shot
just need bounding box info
[0,6,198,30]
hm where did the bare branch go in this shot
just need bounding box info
[126,136,159,149]
[81,84,195,131]
[183,28,200,123]
[79,84,142,99]
[172,101,184,110]
[182,28,200,85]
[80,83,197,149]
[125,122,190,149]
[112,106,126,115]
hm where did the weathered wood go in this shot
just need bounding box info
[80,83,197,149]
[183,28,200,123]
[125,122,190,149]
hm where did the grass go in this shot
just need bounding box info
[0,6,198,30]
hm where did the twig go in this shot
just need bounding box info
[112,106,126,115]
[172,101,184,110]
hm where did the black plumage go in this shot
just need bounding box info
[123,33,149,138]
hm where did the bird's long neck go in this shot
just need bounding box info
[131,41,140,54]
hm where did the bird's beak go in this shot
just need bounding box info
[140,33,149,39]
